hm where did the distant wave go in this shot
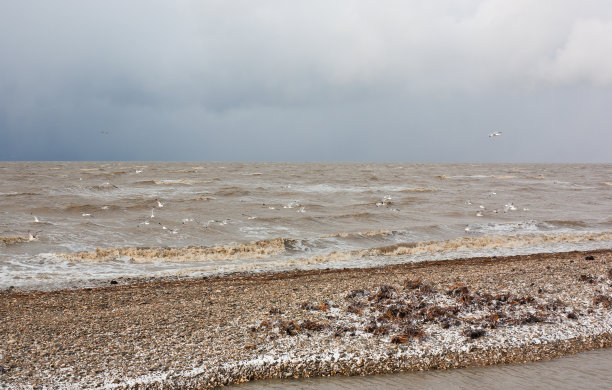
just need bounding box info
[89,183,119,191]
[214,187,251,197]
[135,180,200,186]
[0,192,41,197]
[181,195,215,202]
[322,230,392,239]
[330,212,378,221]
[399,187,438,193]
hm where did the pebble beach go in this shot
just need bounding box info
[2,249,612,389]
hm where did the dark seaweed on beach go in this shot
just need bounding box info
[463,327,486,339]
[371,285,396,302]
[300,319,326,332]
[404,279,423,289]
[593,295,612,308]
[345,289,369,300]
[579,274,598,284]
[391,325,426,343]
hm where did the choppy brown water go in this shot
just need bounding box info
[236,347,612,390]
[1,162,611,289]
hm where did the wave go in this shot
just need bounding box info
[154,179,200,185]
[89,183,119,191]
[544,220,589,228]
[302,232,612,265]
[55,238,287,263]
[0,192,41,197]
[281,232,612,267]
[170,169,199,173]
[53,232,612,266]
[64,204,106,213]
[63,203,145,213]
[322,230,392,239]
[182,195,215,202]
[214,187,251,197]
[398,187,438,193]
[135,180,200,186]
[330,212,378,221]
[0,234,37,246]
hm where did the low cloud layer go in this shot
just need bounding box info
[1,0,611,161]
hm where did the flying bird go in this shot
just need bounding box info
[489,131,502,138]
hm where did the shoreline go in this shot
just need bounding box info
[1,249,612,388]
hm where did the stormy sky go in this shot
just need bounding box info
[1,1,611,162]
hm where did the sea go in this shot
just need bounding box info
[1,162,611,290]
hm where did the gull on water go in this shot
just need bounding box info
[464,226,471,234]
[376,195,393,207]
[284,200,301,209]
[504,203,517,212]
[204,219,231,227]
[32,215,40,223]
[476,210,484,217]
[160,225,178,234]
[156,200,165,208]
[489,131,502,137]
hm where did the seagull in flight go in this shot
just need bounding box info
[489,131,502,138]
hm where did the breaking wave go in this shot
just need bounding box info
[55,238,287,263]
[322,230,392,239]
[52,232,612,266]
[362,232,612,257]
[281,232,612,267]
[0,235,36,246]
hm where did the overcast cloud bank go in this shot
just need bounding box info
[1,0,611,162]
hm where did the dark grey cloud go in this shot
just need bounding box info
[1,0,611,162]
